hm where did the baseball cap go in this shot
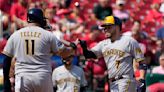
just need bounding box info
[101,16,122,27]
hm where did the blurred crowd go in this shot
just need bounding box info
[0,0,164,92]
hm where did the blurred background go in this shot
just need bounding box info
[0,0,164,92]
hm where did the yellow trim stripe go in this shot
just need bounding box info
[2,51,13,57]
[56,77,80,85]
[125,79,131,92]
[135,58,145,62]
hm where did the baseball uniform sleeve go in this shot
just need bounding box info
[130,39,145,62]
[50,34,65,53]
[91,42,103,58]
[2,34,15,57]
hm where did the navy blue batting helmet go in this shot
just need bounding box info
[27,8,47,28]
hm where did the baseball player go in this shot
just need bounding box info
[52,51,87,92]
[2,8,76,92]
[79,16,147,92]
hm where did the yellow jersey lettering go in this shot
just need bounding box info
[103,49,125,57]
[20,32,41,38]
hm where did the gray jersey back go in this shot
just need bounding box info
[3,26,64,74]
[91,35,144,78]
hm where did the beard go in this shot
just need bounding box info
[105,33,111,38]
[105,31,114,39]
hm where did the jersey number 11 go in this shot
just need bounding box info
[25,39,35,55]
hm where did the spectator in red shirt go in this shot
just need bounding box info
[145,3,163,23]
[70,2,84,24]
[0,33,9,53]
[0,38,7,54]
[81,25,105,47]
[45,7,56,26]
[10,0,28,29]
[0,0,12,14]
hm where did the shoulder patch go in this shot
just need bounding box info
[57,41,63,47]
[135,48,142,54]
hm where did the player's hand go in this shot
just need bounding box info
[4,79,12,92]
[70,42,77,49]
[79,39,87,49]
[70,39,79,50]
[138,79,146,92]
[139,79,145,86]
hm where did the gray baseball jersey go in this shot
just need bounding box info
[52,65,87,92]
[3,26,65,92]
[91,35,144,79]
[3,26,64,74]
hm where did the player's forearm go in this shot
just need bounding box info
[2,54,12,80]
[83,49,97,59]
[79,40,97,59]
[60,39,71,46]
[60,39,77,49]
[139,61,147,79]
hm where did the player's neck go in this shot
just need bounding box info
[28,23,40,27]
[111,32,121,42]
[65,64,72,70]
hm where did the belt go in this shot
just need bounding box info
[110,76,124,82]
[110,75,134,82]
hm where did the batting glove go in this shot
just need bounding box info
[79,39,87,49]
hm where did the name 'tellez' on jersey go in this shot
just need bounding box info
[3,26,64,74]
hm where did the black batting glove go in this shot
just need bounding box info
[139,79,146,92]
[139,79,145,86]
[70,42,77,50]
[79,39,87,50]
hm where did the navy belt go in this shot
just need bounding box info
[110,76,124,82]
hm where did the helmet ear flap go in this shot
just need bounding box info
[27,14,33,23]
[40,19,47,28]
